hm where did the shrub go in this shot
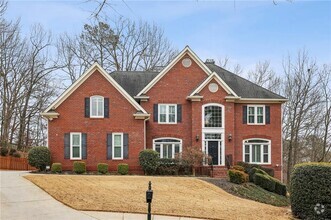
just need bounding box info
[156,158,179,175]
[254,173,276,192]
[117,163,129,175]
[274,180,287,196]
[260,167,275,177]
[290,162,331,219]
[28,146,51,171]
[97,163,108,174]
[228,169,248,184]
[139,149,159,175]
[248,167,268,182]
[73,161,86,174]
[236,161,261,173]
[177,147,211,176]
[232,165,245,172]
[0,147,8,156]
[9,148,17,156]
[12,152,21,158]
[51,163,62,173]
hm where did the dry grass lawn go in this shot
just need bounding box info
[25,175,291,220]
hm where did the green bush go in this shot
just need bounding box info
[9,148,17,156]
[97,163,108,174]
[156,158,179,175]
[73,161,86,174]
[228,169,248,184]
[290,162,331,219]
[274,180,287,196]
[254,173,276,192]
[139,149,159,175]
[236,161,274,177]
[232,165,245,172]
[12,152,21,158]
[51,163,62,173]
[117,163,129,175]
[248,167,268,182]
[28,146,51,171]
[260,167,274,177]
[0,147,8,156]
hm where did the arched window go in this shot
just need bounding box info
[203,104,223,128]
[153,138,182,159]
[90,95,104,118]
[243,139,271,164]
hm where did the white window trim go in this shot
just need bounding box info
[202,103,225,129]
[242,138,271,165]
[153,137,182,159]
[70,132,82,160]
[202,132,225,166]
[247,105,265,125]
[90,95,104,118]
[158,104,177,124]
[112,133,123,160]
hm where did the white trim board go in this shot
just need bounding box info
[43,63,147,114]
[136,46,212,96]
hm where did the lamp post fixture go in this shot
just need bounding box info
[146,181,153,220]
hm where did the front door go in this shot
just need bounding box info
[208,141,219,165]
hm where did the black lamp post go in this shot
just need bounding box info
[146,181,153,220]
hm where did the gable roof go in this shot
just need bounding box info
[205,63,286,100]
[136,46,212,96]
[43,63,148,114]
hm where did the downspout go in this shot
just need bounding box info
[144,117,150,149]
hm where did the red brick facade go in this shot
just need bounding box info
[46,49,284,180]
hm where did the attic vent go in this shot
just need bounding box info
[182,58,192,68]
[205,59,215,64]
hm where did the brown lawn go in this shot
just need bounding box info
[25,175,291,220]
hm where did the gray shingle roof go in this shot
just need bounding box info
[110,71,159,97]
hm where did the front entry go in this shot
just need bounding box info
[208,141,219,165]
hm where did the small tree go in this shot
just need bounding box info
[177,147,211,176]
[28,146,51,171]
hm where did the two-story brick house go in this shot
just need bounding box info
[42,46,287,180]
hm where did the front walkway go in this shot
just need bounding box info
[0,171,201,220]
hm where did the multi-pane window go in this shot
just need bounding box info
[158,104,177,124]
[153,138,182,159]
[247,105,265,125]
[113,133,123,159]
[90,96,104,118]
[204,105,223,128]
[243,139,271,164]
[70,133,81,159]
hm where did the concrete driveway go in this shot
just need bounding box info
[0,171,200,220]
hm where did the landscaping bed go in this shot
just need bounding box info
[25,175,290,220]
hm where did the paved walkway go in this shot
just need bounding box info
[0,171,203,220]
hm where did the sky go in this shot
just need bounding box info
[4,0,331,75]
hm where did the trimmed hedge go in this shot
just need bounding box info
[248,167,268,182]
[290,162,331,219]
[156,158,179,175]
[117,163,129,175]
[228,169,248,184]
[236,161,274,177]
[73,161,86,174]
[274,180,287,196]
[254,173,275,192]
[232,165,245,172]
[51,163,62,173]
[28,146,51,171]
[97,163,108,174]
[139,149,159,175]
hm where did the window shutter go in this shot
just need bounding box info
[107,133,112,160]
[266,106,270,124]
[153,104,158,122]
[82,133,87,159]
[85,98,90,118]
[243,106,247,124]
[123,133,129,159]
[64,133,70,159]
[104,98,109,118]
[177,104,182,123]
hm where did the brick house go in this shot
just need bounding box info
[42,46,287,180]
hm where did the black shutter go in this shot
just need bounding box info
[177,104,182,123]
[64,133,70,159]
[85,98,90,118]
[123,133,129,159]
[107,133,112,160]
[153,104,158,122]
[82,133,87,159]
[104,98,109,118]
[266,106,270,124]
[243,106,247,124]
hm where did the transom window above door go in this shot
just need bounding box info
[203,104,223,128]
[153,138,182,159]
[158,104,177,124]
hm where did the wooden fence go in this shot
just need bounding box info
[0,156,36,170]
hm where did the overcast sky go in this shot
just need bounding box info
[5,0,331,75]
